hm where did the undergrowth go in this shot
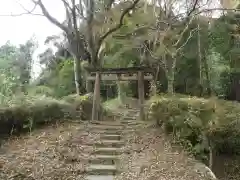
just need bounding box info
[147,94,240,164]
[0,93,94,138]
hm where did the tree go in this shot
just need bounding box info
[17,0,141,94]
[17,38,38,92]
[0,39,37,101]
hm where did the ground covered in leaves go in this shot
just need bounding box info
[0,122,100,180]
[116,122,217,180]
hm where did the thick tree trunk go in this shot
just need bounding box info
[85,71,93,93]
[167,64,175,94]
[167,76,174,94]
[73,55,81,95]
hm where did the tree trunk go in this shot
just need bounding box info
[167,58,176,94]
[167,74,174,94]
[117,81,125,104]
[151,65,160,96]
[73,55,81,95]
[197,22,203,88]
[208,139,214,170]
[203,55,212,96]
[138,71,145,120]
[86,80,92,93]
[85,71,92,93]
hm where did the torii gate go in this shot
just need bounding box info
[85,67,154,121]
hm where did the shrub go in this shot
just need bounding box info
[0,93,94,137]
[27,86,54,97]
[147,94,240,161]
[62,93,95,120]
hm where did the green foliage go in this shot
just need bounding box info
[62,93,97,120]
[40,59,76,97]
[148,94,240,161]
[27,85,54,97]
[0,93,94,137]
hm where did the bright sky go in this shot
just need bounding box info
[0,0,66,78]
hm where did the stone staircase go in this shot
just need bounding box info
[82,108,140,180]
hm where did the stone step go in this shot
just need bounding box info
[88,125,124,130]
[89,154,119,165]
[127,111,139,115]
[85,175,114,180]
[90,121,122,126]
[100,134,121,141]
[85,164,118,175]
[93,147,121,155]
[90,140,124,148]
[121,121,142,125]
[89,128,136,134]
[89,129,123,135]
[121,119,137,122]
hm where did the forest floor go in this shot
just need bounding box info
[0,107,218,180]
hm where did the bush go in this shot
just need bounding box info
[27,86,54,97]
[62,93,94,120]
[147,94,240,161]
[0,93,94,137]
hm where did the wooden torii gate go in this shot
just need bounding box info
[85,67,154,121]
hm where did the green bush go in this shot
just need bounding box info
[62,93,94,120]
[147,94,240,160]
[0,93,94,137]
[27,85,54,97]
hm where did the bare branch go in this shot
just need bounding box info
[176,27,198,52]
[105,0,116,10]
[71,0,79,36]
[86,0,96,65]
[61,0,72,10]
[112,25,154,39]
[32,0,69,33]
[76,0,86,19]
[173,16,195,47]
[187,0,200,16]
[0,1,42,17]
[143,44,166,68]
[98,0,141,46]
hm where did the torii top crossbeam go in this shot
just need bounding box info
[85,66,154,74]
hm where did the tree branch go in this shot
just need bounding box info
[176,27,198,52]
[173,16,195,47]
[112,25,153,39]
[98,0,141,46]
[105,0,116,10]
[32,0,69,33]
[0,1,42,17]
[187,0,200,16]
[86,0,96,65]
